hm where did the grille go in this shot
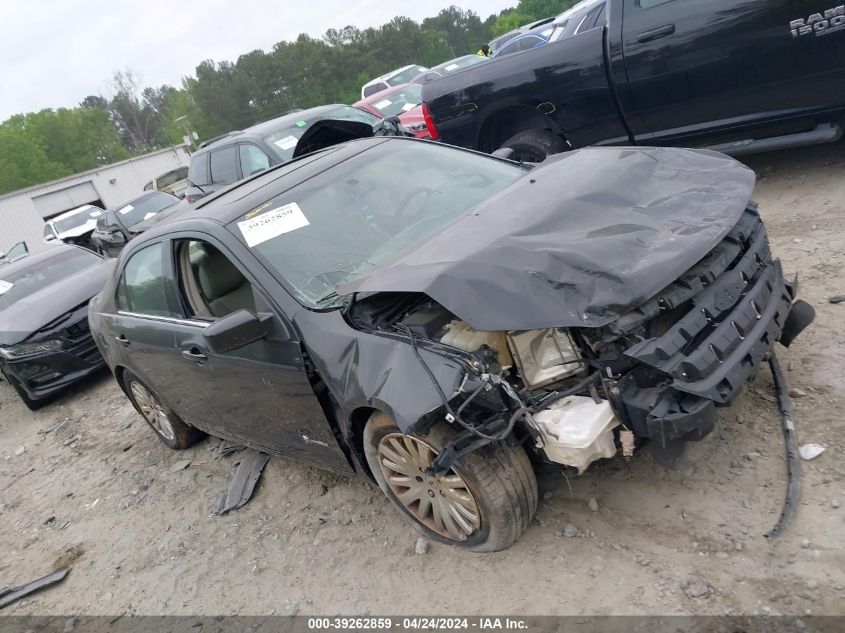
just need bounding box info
[622,205,793,404]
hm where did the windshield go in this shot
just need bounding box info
[0,249,101,312]
[114,192,180,228]
[365,85,422,117]
[263,106,380,163]
[388,66,428,84]
[230,141,525,308]
[53,206,102,233]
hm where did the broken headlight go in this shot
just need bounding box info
[0,339,63,360]
[506,328,581,389]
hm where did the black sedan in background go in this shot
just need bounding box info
[91,191,185,257]
[89,137,810,551]
[184,104,410,203]
[1,245,115,409]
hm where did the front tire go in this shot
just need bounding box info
[1,369,45,411]
[363,412,537,552]
[121,370,205,450]
[499,128,567,163]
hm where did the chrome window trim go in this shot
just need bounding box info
[117,310,210,328]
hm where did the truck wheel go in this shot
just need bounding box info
[500,129,567,162]
[1,369,45,411]
[363,411,538,552]
[122,370,205,450]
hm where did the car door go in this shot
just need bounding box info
[165,234,352,473]
[110,240,197,413]
[621,0,845,143]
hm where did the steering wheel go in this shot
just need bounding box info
[393,187,435,232]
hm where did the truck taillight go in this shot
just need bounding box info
[421,103,439,140]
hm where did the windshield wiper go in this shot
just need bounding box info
[187,179,206,194]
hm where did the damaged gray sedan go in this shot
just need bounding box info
[88,137,813,551]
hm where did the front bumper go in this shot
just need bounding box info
[608,206,813,446]
[1,330,104,401]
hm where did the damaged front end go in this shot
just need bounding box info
[346,204,813,475]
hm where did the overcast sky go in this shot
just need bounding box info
[0,0,514,121]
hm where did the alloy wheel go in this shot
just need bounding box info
[130,382,176,441]
[377,433,480,541]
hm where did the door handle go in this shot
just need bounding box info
[115,335,130,348]
[182,348,208,365]
[637,24,675,43]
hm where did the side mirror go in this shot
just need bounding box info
[203,309,273,354]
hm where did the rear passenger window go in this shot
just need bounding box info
[187,153,210,186]
[118,243,176,317]
[209,146,239,184]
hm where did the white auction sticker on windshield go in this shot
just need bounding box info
[0,280,12,295]
[273,135,299,151]
[374,98,392,110]
[444,63,459,71]
[401,102,416,112]
[118,204,134,215]
[143,212,156,220]
[238,203,309,247]
[89,210,102,218]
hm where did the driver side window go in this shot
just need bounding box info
[176,239,256,320]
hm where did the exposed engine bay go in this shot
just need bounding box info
[346,206,815,475]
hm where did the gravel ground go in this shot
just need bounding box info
[1,141,844,616]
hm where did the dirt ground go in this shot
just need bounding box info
[1,141,844,617]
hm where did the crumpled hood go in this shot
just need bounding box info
[341,147,756,331]
[0,259,116,346]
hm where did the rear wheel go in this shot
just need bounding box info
[363,412,537,552]
[499,129,567,163]
[122,370,205,450]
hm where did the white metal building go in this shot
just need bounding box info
[0,145,190,254]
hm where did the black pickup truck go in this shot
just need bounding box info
[421,0,845,161]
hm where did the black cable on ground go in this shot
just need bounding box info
[765,351,801,539]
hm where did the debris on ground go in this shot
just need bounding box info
[211,450,270,516]
[682,579,713,600]
[788,387,808,399]
[798,444,825,460]
[414,538,429,555]
[170,459,192,472]
[563,524,578,538]
[0,568,69,609]
[828,295,845,304]
[588,498,599,512]
[14,445,25,456]
[218,442,246,457]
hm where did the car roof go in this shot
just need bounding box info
[365,64,422,85]
[196,105,347,153]
[356,83,417,104]
[0,244,88,277]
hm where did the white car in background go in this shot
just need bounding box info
[43,204,105,247]
[361,64,428,98]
